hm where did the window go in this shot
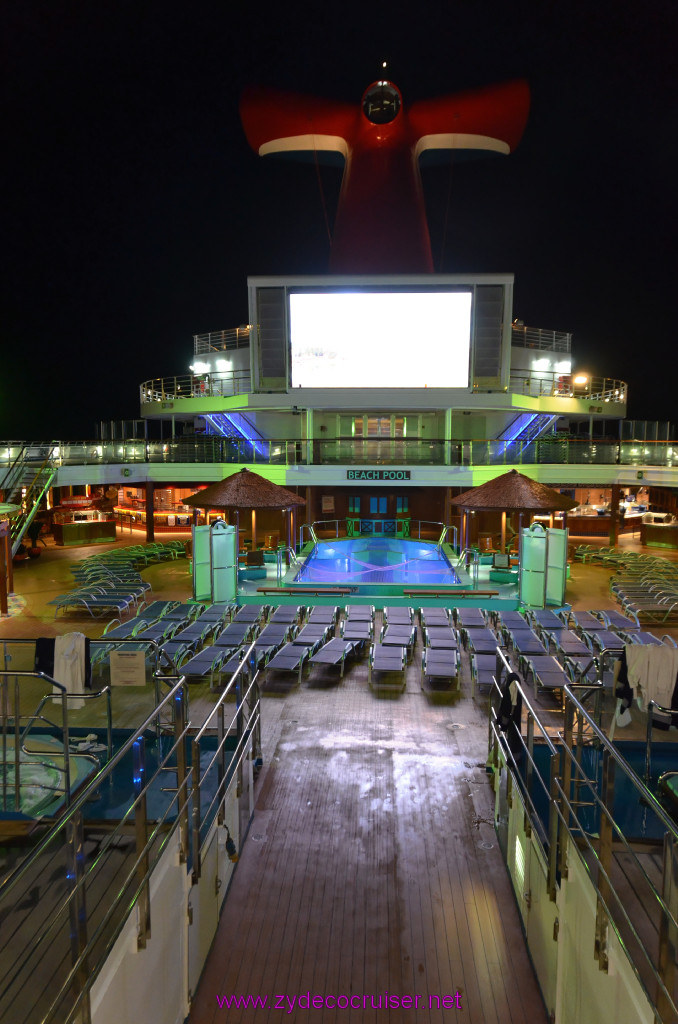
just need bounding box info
[370,496,387,515]
[396,495,409,514]
[348,496,361,514]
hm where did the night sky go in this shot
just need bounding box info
[4,2,677,439]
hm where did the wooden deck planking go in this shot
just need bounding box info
[188,639,547,1024]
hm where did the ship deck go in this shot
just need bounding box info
[2,531,678,1023]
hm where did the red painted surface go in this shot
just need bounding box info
[240,79,530,273]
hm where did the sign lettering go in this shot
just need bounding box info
[346,470,411,481]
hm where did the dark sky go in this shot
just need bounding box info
[4,1,677,438]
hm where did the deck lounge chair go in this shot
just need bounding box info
[621,631,674,647]
[339,620,373,653]
[564,654,600,685]
[465,627,502,655]
[528,609,567,632]
[306,606,340,627]
[50,592,137,619]
[265,643,312,688]
[309,638,357,680]
[213,622,257,647]
[507,629,547,657]
[269,605,303,625]
[232,604,269,625]
[135,599,180,620]
[100,617,153,641]
[179,645,237,688]
[567,610,608,633]
[196,603,235,622]
[591,609,641,632]
[368,643,406,693]
[494,610,528,640]
[383,607,414,627]
[542,629,592,658]
[419,607,450,629]
[163,602,206,622]
[423,625,458,649]
[254,622,296,647]
[583,629,624,656]
[421,648,460,692]
[470,653,500,697]
[291,623,332,648]
[519,653,570,697]
[380,624,416,660]
[157,638,196,670]
[453,608,486,629]
[172,619,221,648]
[345,604,375,622]
[130,618,190,645]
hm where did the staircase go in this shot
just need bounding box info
[0,444,58,555]
[498,413,559,453]
[204,412,269,458]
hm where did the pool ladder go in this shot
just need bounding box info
[276,545,301,582]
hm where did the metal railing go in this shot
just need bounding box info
[305,517,454,547]
[508,372,626,402]
[510,324,572,352]
[140,368,626,405]
[0,646,259,1024]
[140,369,252,403]
[489,670,678,1022]
[2,437,678,472]
[193,326,251,355]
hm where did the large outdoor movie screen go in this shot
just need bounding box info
[289,290,472,388]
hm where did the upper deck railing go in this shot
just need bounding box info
[2,437,677,470]
[140,369,626,404]
[510,323,571,352]
[192,326,251,355]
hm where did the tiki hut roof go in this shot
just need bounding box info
[183,468,306,511]
[449,469,577,512]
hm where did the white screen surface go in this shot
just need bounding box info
[289,291,472,388]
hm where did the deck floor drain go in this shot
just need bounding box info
[251,834,266,842]
[478,841,494,851]
[445,722,466,732]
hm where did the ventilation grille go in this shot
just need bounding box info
[472,285,504,389]
[256,287,287,389]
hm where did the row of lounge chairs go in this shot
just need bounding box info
[573,545,678,624]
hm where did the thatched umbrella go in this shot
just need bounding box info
[183,468,305,551]
[450,469,577,552]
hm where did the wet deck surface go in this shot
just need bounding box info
[189,642,547,1024]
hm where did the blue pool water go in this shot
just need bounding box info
[294,537,461,588]
[529,741,678,842]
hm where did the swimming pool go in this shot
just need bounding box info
[294,537,462,590]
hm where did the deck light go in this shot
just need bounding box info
[573,374,589,386]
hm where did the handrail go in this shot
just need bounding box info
[0,677,185,901]
[557,683,678,838]
[4,436,678,472]
[276,545,300,582]
[489,670,678,1018]
[645,698,678,785]
[0,677,190,1024]
[0,669,71,812]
